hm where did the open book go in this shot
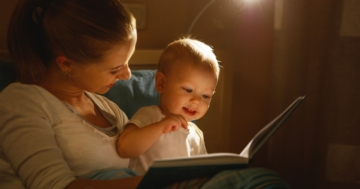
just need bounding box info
[137,95,306,189]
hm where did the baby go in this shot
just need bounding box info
[117,37,220,175]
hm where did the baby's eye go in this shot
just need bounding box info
[202,94,211,99]
[182,87,192,93]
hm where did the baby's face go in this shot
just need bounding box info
[159,61,217,122]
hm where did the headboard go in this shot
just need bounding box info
[128,49,163,70]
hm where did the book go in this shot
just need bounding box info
[136,95,306,189]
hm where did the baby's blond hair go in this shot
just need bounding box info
[158,37,220,79]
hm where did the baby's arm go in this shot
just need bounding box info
[117,114,187,158]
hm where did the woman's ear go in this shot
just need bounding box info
[155,71,166,93]
[55,56,72,73]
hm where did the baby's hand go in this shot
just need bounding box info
[160,114,187,133]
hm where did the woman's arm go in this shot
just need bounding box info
[0,85,79,188]
[65,176,143,189]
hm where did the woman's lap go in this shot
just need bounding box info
[79,167,290,189]
[165,167,290,189]
[78,168,139,180]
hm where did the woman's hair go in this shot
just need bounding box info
[7,0,135,84]
[158,37,220,79]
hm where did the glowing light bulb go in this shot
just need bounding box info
[243,0,255,4]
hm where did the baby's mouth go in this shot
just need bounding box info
[183,107,197,116]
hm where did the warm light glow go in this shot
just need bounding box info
[243,0,258,4]
[187,0,263,34]
[232,0,263,11]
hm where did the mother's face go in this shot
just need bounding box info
[69,30,137,94]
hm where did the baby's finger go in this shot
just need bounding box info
[180,117,188,130]
[163,126,172,133]
[171,125,179,131]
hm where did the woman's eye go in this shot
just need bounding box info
[110,65,125,75]
[182,87,192,93]
[110,69,120,75]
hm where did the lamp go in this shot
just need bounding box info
[187,0,216,34]
[187,0,259,35]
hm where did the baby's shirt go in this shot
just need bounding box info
[127,105,207,175]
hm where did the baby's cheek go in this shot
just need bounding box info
[205,99,212,106]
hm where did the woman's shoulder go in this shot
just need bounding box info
[1,82,36,92]
[0,82,63,111]
[0,82,65,123]
[0,82,49,101]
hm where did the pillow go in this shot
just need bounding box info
[103,70,160,119]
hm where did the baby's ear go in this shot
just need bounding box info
[155,71,166,93]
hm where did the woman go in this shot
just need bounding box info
[0,0,290,188]
[1,0,141,188]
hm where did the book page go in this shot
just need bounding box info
[152,152,247,167]
[239,96,305,159]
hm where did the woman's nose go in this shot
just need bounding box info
[117,65,131,80]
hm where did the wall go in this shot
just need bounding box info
[0,0,17,59]
[1,0,359,188]
[266,0,360,188]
